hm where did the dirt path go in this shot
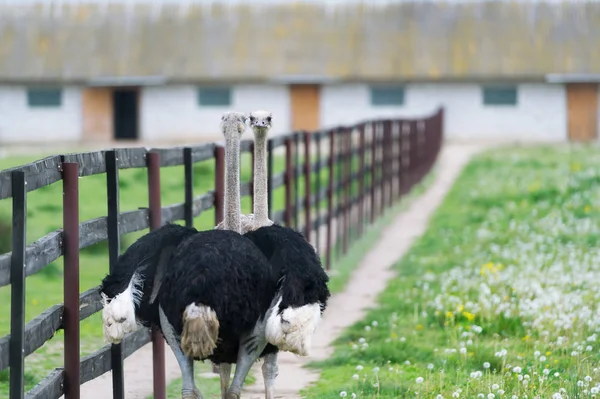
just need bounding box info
[78,143,485,399]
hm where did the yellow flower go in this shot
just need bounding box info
[584,205,591,213]
[546,351,552,356]
[522,335,530,341]
[446,311,454,319]
[416,324,423,331]
[571,162,582,172]
[391,333,397,339]
[463,312,475,322]
[32,299,38,306]
[457,304,465,312]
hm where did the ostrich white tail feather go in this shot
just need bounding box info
[101,272,143,344]
[265,297,322,356]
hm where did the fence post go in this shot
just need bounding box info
[211,145,225,375]
[314,132,322,255]
[326,130,335,270]
[105,150,125,399]
[294,132,301,229]
[249,142,255,212]
[303,132,312,242]
[9,171,26,399]
[342,128,350,255]
[358,126,365,238]
[267,139,274,220]
[184,147,194,228]
[380,123,387,215]
[370,123,377,224]
[62,161,80,399]
[146,151,166,399]
[284,138,294,227]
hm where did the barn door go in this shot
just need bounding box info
[290,84,320,132]
[567,83,598,142]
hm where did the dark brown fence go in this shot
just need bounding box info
[0,108,443,399]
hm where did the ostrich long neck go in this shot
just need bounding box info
[224,131,241,233]
[253,132,269,226]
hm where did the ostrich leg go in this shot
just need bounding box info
[159,306,203,399]
[262,352,279,399]
[225,333,268,399]
[219,363,232,399]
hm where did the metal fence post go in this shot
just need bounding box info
[358,126,366,238]
[146,151,166,399]
[303,132,312,242]
[284,138,294,227]
[267,139,274,220]
[326,130,335,270]
[370,123,377,224]
[62,161,80,399]
[9,171,26,399]
[314,132,322,255]
[105,150,125,399]
[184,147,194,228]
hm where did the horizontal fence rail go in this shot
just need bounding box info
[0,108,444,399]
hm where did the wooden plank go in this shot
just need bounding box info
[240,139,253,153]
[0,304,62,372]
[567,83,599,142]
[0,156,62,200]
[161,203,185,225]
[79,217,108,250]
[115,148,148,170]
[240,182,252,197]
[192,192,214,217]
[25,368,64,399]
[79,286,103,322]
[191,143,216,163]
[271,171,285,190]
[62,151,106,177]
[119,209,150,235]
[80,328,151,386]
[151,147,184,167]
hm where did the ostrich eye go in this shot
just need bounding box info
[266,116,272,123]
[249,116,255,122]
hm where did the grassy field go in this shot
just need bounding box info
[302,144,600,399]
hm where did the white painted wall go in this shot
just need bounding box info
[0,85,82,143]
[141,84,291,141]
[321,83,568,141]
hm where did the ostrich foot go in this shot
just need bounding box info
[225,392,240,399]
[182,387,203,399]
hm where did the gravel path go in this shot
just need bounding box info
[77,143,485,399]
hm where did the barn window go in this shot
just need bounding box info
[370,86,405,106]
[482,86,518,106]
[197,87,232,107]
[27,88,62,107]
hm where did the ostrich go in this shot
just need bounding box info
[100,112,275,399]
[235,110,332,398]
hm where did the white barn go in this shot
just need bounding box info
[0,0,598,144]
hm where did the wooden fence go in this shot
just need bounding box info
[0,108,444,399]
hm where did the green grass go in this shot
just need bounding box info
[301,144,600,398]
[0,144,387,395]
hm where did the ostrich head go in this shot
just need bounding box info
[220,111,247,137]
[248,110,273,138]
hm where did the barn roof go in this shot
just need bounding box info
[1,1,599,84]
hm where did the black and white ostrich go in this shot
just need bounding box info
[100,112,275,399]
[100,111,330,399]
[232,110,331,398]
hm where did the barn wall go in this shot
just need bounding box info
[320,83,568,142]
[0,85,82,143]
[140,84,291,141]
